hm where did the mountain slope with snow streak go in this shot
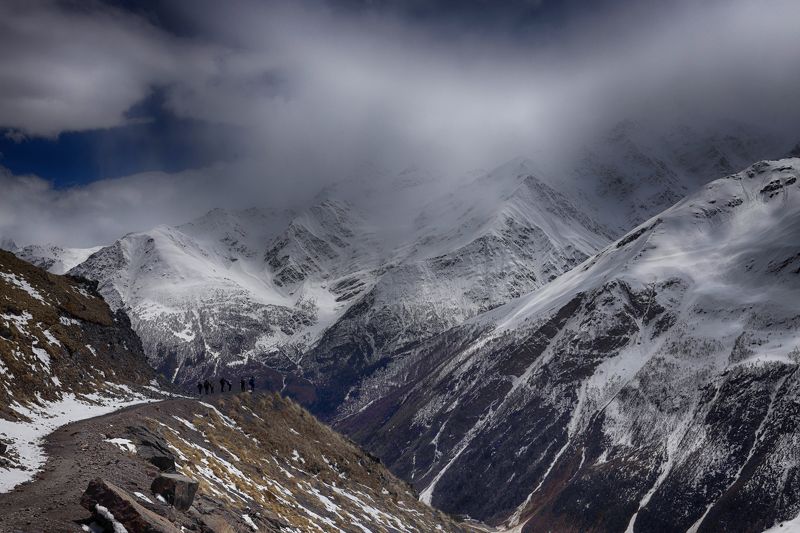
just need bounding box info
[338,159,800,532]
[305,168,611,415]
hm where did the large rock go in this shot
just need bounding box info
[127,425,177,472]
[151,473,199,511]
[139,446,176,472]
[81,478,180,533]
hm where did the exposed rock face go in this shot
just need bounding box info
[81,478,181,533]
[336,159,800,532]
[151,473,198,511]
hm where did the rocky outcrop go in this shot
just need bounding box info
[81,478,181,533]
[151,473,198,511]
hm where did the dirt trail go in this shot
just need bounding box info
[0,399,193,533]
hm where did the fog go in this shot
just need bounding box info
[1,0,799,246]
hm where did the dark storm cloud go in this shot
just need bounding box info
[1,0,799,246]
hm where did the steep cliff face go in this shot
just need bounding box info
[337,159,800,532]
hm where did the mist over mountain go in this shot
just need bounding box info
[3,1,800,532]
[1,0,800,247]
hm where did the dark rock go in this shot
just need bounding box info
[80,478,180,533]
[139,445,176,472]
[0,440,7,456]
[127,425,177,472]
[151,473,199,511]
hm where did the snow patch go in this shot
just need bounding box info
[0,271,46,303]
[0,391,159,492]
[105,438,137,454]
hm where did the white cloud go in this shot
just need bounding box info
[1,0,799,247]
[0,0,219,136]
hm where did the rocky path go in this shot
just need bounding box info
[0,394,474,533]
[0,399,188,532]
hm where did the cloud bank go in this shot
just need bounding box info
[1,0,799,246]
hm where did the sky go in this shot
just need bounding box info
[1,0,799,247]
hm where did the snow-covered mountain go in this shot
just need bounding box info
[304,165,612,414]
[13,243,102,275]
[22,123,787,407]
[337,158,800,532]
[68,165,611,397]
[69,206,322,383]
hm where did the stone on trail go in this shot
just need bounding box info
[138,445,176,472]
[81,478,180,533]
[126,425,177,472]
[151,473,199,511]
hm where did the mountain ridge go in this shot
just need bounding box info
[337,158,800,532]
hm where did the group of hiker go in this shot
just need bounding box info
[197,376,255,395]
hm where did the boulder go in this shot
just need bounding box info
[139,445,176,472]
[151,473,199,511]
[81,478,180,533]
[126,425,177,471]
[0,440,7,456]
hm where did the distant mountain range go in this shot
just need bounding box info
[5,122,800,531]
